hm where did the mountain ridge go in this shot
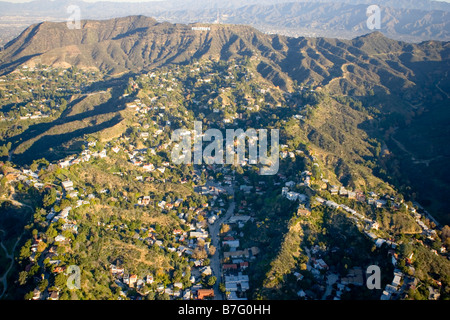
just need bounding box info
[1,16,448,91]
[0,0,449,47]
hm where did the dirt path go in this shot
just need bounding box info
[435,78,449,99]
[391,137,441,167]
[0,235,23,299]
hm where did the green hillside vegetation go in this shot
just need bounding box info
[0,16,448,300]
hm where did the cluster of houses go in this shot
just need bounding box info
[107,218,222,301]
[381,269,404,300]
[17,111,51,121]
[0,65,99,122]
[272,153,447,300]
[58,145,107,169]
[12,169,44,190]
[29,174,222,300]
[4,58,448,302]
[217,213,261,300]
[109,263,209,300]
[320,184,440,243]
[282,186,307,202]
[295,245,367,300]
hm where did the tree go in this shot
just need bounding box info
[59,292,70,300]
[19,240,32,260]
[46,225,58,240]
[220,224,230,234]
[442,225,450,249]
[29,264,40,277]
[30,161,39,172]
[192,247,208,260]
[18,271,28,285]
[157,293,170,300]
[207,276,217,286]
[146,291,156,300]
[38,278,49,292]
[197,238,205,248]
[24,291,34,300]
[54,273,67,289]
[37,241,47,253]
[43,188,57,208]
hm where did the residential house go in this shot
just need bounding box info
[190,230,209,239]
[201,266,212,276]
[174,282,183,290]
[54,235,67,243]
[158,201,166,209]
[297,205,311,216]
[329,185,339,195]
[183,290,192,300]
[222,240,240,249]
[197,289,214,300]
[339,187,348,196]
[143,164,155,172]
[110,264,125,276]
[239,262,249,270]
[223,264,238,272]
[129,274,138,288]
[53,266,66,274]
[313,258,329,270]
[62,180,74,191]
[139,196,151,206]
[224,273,250,292]
[32,289,41,300]
[48,291,59,300]
[375,199,387,208]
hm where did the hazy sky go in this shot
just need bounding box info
[2,0,450,3]
[2,0,450,2]
[1,0,165,2]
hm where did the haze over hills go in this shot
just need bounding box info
[0,0,449,46]
[154,2,450,42]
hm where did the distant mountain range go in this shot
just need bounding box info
[0,0,449,46]
[156,2,450,42]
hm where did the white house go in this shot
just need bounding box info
[62,180,74,191]
[55,235,67,242]
[143,164,155,172]
[284,190,307,202]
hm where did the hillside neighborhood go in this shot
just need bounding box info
[0,60,449,301]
